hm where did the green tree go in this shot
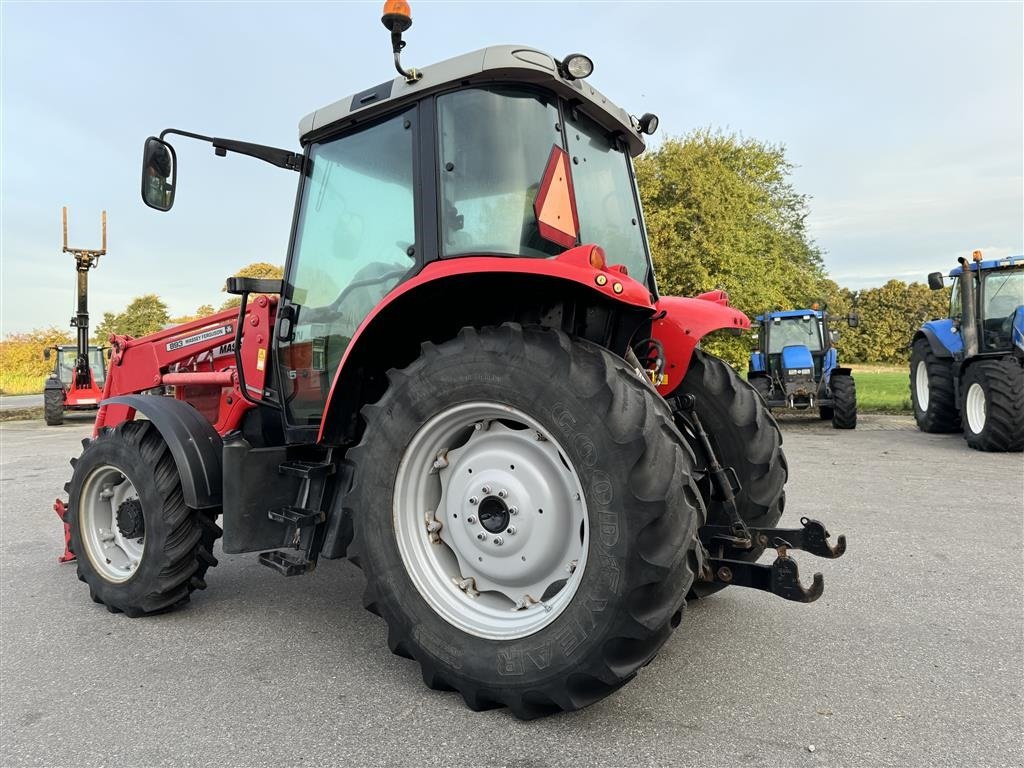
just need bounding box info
[170,304,217,324]
[839,280,951,363]
[93,294,171,340]
[635,129,829,367]
[219,262,284,311]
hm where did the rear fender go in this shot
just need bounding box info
[317,245,656,444]
[651,291,749,395]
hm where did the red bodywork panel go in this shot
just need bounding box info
[651,290,750,395]
[94,296,277,438]
[63,371,104,408]
[315,244,654,441]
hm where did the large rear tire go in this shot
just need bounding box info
[44,387,64,426]
[830,374,857,429]
[960,359,1024,452]
[344,325,704,718]
[67,421,222,616]
[910,338,960,433]
[673,351,788,598]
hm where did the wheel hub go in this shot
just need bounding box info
[116,498,145,539]
[477,496,509,533]
[79,465,145,583]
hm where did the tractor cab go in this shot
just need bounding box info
[141,42,662,435]
[748,307,859,428]
[925,255,1024,356]
[46,345,106,390]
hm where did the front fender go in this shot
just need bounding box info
[100,395,223,509]
[651,292,749,395]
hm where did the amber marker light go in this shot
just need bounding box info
[589,246,607,270]
[972,249,983,262]
[382,0,412,30]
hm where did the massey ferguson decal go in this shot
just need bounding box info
[166,324,233,352]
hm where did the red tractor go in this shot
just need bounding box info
[57,3,845,717]
[43,208,107,426]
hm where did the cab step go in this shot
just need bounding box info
[278,460,336,480]
[258,550,313,577]
[268,506,325,528]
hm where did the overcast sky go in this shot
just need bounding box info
[2,1,1021,334]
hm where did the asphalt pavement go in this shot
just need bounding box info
[1,413,1021,767]
[0,394,43,411]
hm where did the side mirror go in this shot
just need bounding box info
[927,272,944,291]
[847,314,860,328]
[141,137,177,211]
[43,348,51,360]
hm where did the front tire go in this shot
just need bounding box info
[67,421,222,616]
[672,351,788,598]
[960,359,1024,452]
[344,325,704,718]
[44,387,64,426]
[830,374,857,429]
[910,338,960,433]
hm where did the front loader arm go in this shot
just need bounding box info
[96,296,278,436]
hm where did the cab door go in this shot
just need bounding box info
[274,108,419,434]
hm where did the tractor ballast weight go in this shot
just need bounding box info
[911,252,1023,451]
[43,208,107,426]
[56,3,846,718]
[747,307,859,429]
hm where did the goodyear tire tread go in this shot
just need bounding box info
[343,324,704,718]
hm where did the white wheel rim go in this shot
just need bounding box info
[965,382,986,434]
[79,465,145,583]
[393,402,589,640]
[915,361,930,411]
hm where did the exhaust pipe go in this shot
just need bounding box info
[957,257,979,358]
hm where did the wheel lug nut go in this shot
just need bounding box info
[477,532,487,541]
[509,506,518,516]
[467,516,476,524]
[507,526,517,535]
[469,496,478,505]
[498,489,508,498]
[493,536,504,546]
[482,485,491,494]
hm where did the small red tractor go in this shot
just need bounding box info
[57,2,845,717]
[43,207,107,426]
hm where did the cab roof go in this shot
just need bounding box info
[948,254,1023,277]
[298,45,647,156]
[755,309,824,322]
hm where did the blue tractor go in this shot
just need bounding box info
[747,307,859,429]
[911,251,1023,452]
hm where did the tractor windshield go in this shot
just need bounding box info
[767,317,823,354]
[437,86,649,280]
[55,346,105,386]
[88,348,106,387]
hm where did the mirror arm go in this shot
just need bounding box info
[158,128,304,173]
